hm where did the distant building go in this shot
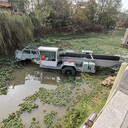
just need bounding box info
[0,0,11,12]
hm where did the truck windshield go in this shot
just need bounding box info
[40,51,56,61]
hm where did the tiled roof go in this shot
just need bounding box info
[0,1,10,7]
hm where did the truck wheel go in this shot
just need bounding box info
[62,67,76,76]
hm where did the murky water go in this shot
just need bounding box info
[0,63,91,127]
[0,64,67,123]
[21,100,67,128]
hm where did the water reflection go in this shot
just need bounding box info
[10,65,67,87]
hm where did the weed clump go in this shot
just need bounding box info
[24,77,79,107]
[38,85,72,106]
[16,102,38,117]
[0,56,23,94]
[0,87,8,95]
[44,110,57,128]
[1,113,24,128]
[55,71,112,128]
[0,57,17,94]
[29,117,40,128]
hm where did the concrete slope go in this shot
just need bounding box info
[92,63,128,128]
[92,91,128,128]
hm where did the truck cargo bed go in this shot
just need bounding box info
[60,52,120,61]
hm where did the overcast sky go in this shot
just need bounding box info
[122,0,128,11]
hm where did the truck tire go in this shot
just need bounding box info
[62,67,76,76]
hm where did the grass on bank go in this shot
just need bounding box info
[31,30,127,60]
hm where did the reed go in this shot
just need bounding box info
[0,12,34,55]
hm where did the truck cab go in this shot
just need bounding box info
[38,47,77,75]
[38,47,59,68]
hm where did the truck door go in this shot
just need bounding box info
[22,49,31,60]
[40,51,57,67]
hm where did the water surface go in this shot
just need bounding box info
[0,64,67,123]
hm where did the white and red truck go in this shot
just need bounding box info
[15,46,122,75]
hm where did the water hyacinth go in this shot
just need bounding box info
[44,110,57,128]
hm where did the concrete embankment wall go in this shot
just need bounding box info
[92,62,128,128]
